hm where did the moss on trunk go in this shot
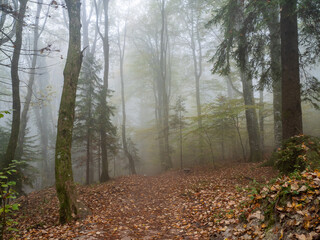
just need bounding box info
[55,0,84,224]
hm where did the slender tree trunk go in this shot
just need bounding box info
[238,2,261,162]
[82,0,89,54]
[86,129,92,185]
[86,95,93,185]
[99,0,110,182]
[263,4,282,148]
[16,0,42,160]
[34,104,49,188]
[189,0,204,164]
[179,109,183,169]
[226,76,234,99]
[259,89,264,154]
[280,0,303,140]
[55,0,83,224]
[233,117,246,161]
[33,65,52,188]
[4,0,27,168]
[159,0,172,170]
[240,69,261,162]
[117,17,136,175]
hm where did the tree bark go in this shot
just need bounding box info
[4,0,27,168]
[238,1,261,162]
[159,0,172,170]
[188,0,204,164]
[98,0,110,182]
[117,20,137,175]
[263,3,282,148]
[259,89,264,153]
[81,0,94,185]
[55,0,83,224]
[33,64,52,188]
[16,0,42,160]
[280,0,303,140]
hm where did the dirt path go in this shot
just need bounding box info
[17,163,276,239]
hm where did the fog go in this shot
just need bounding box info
[0,0,319,192]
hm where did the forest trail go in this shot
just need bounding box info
[17,163,276,239]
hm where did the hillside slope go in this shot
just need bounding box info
[14,163,278,239]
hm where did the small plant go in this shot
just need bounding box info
[0,111,10,119]
[0,160,23,240]
[274,135,320,174]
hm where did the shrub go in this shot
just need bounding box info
[0,160,23,240]
[273,135,320,174]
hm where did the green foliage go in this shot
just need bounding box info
[0,111,10,120]
[273,135,320,174]
[0,160,23,239]
[74,54,118,171]
[0,125,39,192]
[74,54,102,140]
[298,0,320,66]
[169,96,187,135]
[0,111,10,157]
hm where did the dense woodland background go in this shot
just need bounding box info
[0,0,320,229]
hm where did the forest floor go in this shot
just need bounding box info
[14,163,278,239]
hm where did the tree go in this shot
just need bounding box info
[260,1,282,148]
[3,0,28,169]
[0,0,18,46]
[159,0,172,170]
[208,0,262,162]
[33,65,55,189]
[181,0,205,164]
[170,96,186,169]
[74,54,102,185]
[116,4,137,175]
[55,0,83,224]
[94,0,111,182]
[16,0,47,160]
[280,0,303,140]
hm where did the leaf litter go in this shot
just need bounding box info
[8,163,320,239]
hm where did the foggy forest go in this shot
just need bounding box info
[0,0,320,239]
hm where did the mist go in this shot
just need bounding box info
[1,0,320,239]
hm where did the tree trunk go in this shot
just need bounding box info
[159,0,172,170]
[118,16,136,175]
[240,70,261,162]
[99,0,110,182]
[4,0,27,168]
[16,0,42,160]
[280,0,303,140]
[86,95,93,185]
[81,0,90,54]
[55,0,83,224]
[238,1,261,162]
[179,109,183,169]
[189,0,204,164]
[259,89,264,154]
[33,68,52,188]
[263,4,282,148]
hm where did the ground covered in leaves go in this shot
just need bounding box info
[11,163,319,239]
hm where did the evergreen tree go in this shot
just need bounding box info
[170,96,187,169]
[207,0,262,162]
[74,54,102,185]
